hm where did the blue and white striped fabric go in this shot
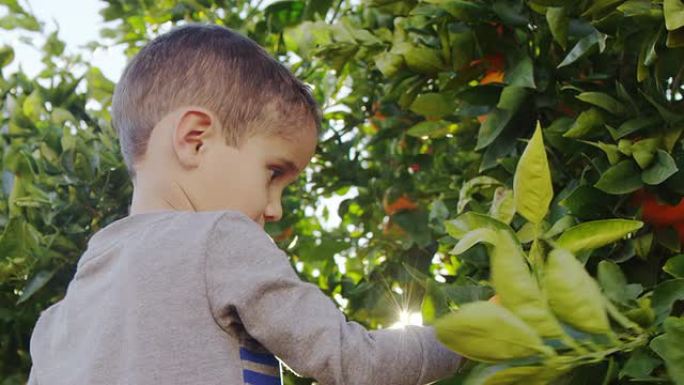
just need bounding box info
[239,346,282,385]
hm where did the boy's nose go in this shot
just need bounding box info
[264,200,283,223]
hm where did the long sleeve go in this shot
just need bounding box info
[27,365,38,385]
[204,212,461,385]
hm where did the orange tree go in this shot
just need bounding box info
[2,0,684,384]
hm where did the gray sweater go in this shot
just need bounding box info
[28,210,461,385]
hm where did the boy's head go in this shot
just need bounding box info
[111,24,320,226]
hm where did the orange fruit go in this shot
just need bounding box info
[273,226,294,242]
[480,70,505,85]
[383,195,418,216]
[632,189,684,227]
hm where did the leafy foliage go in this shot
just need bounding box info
[1,0,684,384]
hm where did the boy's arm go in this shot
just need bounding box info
[204,212,461,385]
[27,365,38,385]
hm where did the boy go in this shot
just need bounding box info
[27,24,461,385]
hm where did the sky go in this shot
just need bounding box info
[1,0,126,81]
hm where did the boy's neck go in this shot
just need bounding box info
[128,180,198,216]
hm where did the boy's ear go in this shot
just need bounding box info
[172,107,219,168]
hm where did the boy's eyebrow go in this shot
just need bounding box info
[278,158,301,174]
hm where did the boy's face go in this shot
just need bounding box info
[190,125,318,227]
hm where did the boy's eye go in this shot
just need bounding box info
[269,167,284,180]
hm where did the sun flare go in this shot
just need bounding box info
[388,311,423,329]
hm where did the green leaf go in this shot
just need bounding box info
[651,279,684,324]
[86,67,115,103]
[545,216,576,239]
[451,228,499,254]
[557,30,607,68]
[433,301,555,362]
[614,116,661,139]
[640,27,661,68]
[448,24,476,69]
[392,209,432,247]
[406,120,456,138]
[656,227,682,253]
[556,219,643,253]
[492,239,568,339]
[393,42,446,74]
[530,0,566,5]
[50,107,75,125]
[476,86,528,149]
[505,52,536,89]
[42,31,65,57]
[544,248,612,334]
[582,0,625,18]
[668,28,684,48]
[374,51,403,77]
[664,254,684,278]
[464,364,561,385]
[546,7,569,49]
[560,185,613,220]
[664,0,684,31]
[464,223,568,340]
[348,27,383,47]
[16,269,57,304]
[264,0,305,33]
[489,187,515,225]
[635,233,654,259]
[0,216,39,260]
[595,160,644,194]
[618,139,634,155]
[410,93,454,117]
[0,0,26,13]
[625,297,656,328]
[0,13,40,31]
[663,125,683,152]
[61,125,77,152]
[22,89,43,121]
[578,140,621,165]
[640,90,684,124]
[445,212,515,239]
[286,20,332,55]
[429,199,450,233]
[444,284,495,305]
[514,122,553,224]
[632,138,660,169]
[642,150,679,185]
[528,238,545,270]
[422,0,487,20]
[421,280,450,324]
[650,317,684,385]
[563,108,604,139]
[458,176,503,213]
[616,81,640,113]
[492,1,528,27]
[576,92,627,115]
[597,260,643,306]
[303,0,333,19]
[618,0,655,17]
[619,348,660,380]
[0,45,14,67]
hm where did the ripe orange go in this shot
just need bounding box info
[632,189,684,226]
[480,70,505,85]
[383,195,418,216]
